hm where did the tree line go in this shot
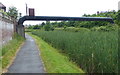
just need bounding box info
[27,10,119,31]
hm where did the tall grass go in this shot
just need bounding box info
[32,30,118,73]
[0,34,25,69]
[29,33,84,73]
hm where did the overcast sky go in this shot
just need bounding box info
[0,0,119,25]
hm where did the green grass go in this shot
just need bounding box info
[0,34,25,69]
[32,30,118,73]
[28,33,84,73]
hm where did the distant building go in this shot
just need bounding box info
[0,2,6,12]
[119,1,120,10]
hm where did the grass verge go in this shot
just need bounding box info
[0,34,25,73]
[28,33,84,73]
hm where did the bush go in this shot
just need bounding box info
[33,25,41,29]
[44,25,54,31]
[62,27,90,32]
[91,24,118,31]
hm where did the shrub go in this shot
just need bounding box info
[91,24,118,31]
[44,25,54,31]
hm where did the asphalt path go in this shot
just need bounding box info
[7,34,45,73]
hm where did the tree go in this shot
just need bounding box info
[7,6,18,19]
[28,25,33,29]
[83,14,87,17]
[33,25,40,29]
[41,22,45,27]
[46,21,50,25]
[44,25,51,31]
[68,21,75,27]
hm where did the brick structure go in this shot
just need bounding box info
[29,8,35,16]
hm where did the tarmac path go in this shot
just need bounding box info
[7,34,45,73]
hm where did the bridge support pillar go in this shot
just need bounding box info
[16,25,25,38]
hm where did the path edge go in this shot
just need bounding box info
[27,33,47,73]
[2,41,25,73]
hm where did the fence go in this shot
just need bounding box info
[0,10,15,47]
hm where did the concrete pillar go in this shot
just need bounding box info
[16,25,25,38]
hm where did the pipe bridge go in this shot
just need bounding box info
[17,16,114,38]
[18,16,114,25]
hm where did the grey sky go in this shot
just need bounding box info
[0,0,119,25]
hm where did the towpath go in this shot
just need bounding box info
[7,34,45,73]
